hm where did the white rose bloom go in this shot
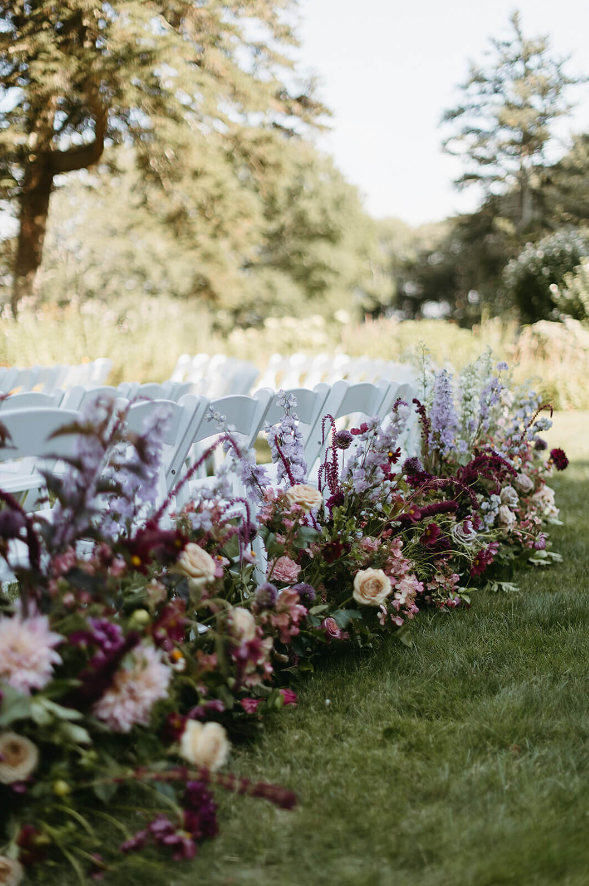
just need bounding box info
[173,543,217,587]
[498,505,516,529]
[500,485,519,508]
[0,856,23,886]
[451,521,478,546]
[0,733,39,784]
[286,484,323,513]
[180,721,230,771]
[353,569,392,606]
[515,473,535,495]
[230,607,257,642]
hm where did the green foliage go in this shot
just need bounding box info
[0,0,326,303]
[23,140,381,323]
[442,11,582,234]
[553,257,589,321]
[503,229,589,322]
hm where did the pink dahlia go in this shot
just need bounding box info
[0,608,63,695]
[93,645,172,733]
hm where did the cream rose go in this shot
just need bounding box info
[500,485,519,508]
[173,543,217,587]
[0,733,39,784]
[498,505,516,529]
[353,568,392,606]
[230,607,257,643]
[515,472,534,495]
[0,856,23,886]
[531,485,559,518]
[286,484,323,513]
[180,721,230,771]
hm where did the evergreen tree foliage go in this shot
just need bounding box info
[442,11,582,234]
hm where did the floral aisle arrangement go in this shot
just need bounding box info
[0,400,296,885]
[0,355,568,883]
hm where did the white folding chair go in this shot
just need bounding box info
[62,384,136,411]
[126,395,209,507]
[304,379,393,480]
[0,407,86,580]
[0,390,64,411]
[0,407,83,501]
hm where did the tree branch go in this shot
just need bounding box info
[49,83,108,175]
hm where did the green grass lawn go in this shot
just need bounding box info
[49,412,589,886]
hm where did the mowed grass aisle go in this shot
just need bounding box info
[49,414,588,886]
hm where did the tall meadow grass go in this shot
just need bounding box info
[1,298,588,408]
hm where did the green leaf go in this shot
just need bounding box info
[293,526,321,549]
[309,604,329,615]
[153,781,177,801]
[0,684,32,726]
[332,609,363,628]
[93,780,119,804]
[41,698,84,720]
[60,722,92,744]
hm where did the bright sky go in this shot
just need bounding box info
[296,0,589,226]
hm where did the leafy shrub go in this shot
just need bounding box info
[503,229,589,323]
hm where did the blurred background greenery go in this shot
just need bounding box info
[2,4,589,405]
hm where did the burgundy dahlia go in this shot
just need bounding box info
[550,448,569,471]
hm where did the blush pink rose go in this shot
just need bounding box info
[279,688,298,706]
[240,698,261,714]
[269,556,301,584]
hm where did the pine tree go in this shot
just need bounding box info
[0,0,323,310]
[442,11,582,234]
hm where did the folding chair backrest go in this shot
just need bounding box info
[0,390,64,411]
[0,368,18,394]
[135,382,176,401]
[0,408,83,461]
[34,365,64,393]
[88,358,112,387]
[194,389,274,448]
[304,380,392,477]
[127,395,209,497]
[8,366,41,394]
[255,353,285,390]
[63,386,130,411]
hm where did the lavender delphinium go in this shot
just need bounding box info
[207,406,271,503]
[429,369,459,456]
[101,404,172,538]
[265,391,308,487]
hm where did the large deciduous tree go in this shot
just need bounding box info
[441,11,582,234]
[0,0,323,310]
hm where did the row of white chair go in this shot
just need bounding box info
[170,354,259,398]
[0,381,196,414]
[0,359,112,395]
[0,378,419,512]
[255,353,417,391]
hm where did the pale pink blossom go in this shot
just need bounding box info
[93,645,172,733]
[0,608,63,695]
[269,556,301,584]
[360,537,381,553]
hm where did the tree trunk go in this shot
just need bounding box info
[12,159,54,313]
[11,82,107,314]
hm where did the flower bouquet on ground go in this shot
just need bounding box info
[0,400,295,884]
